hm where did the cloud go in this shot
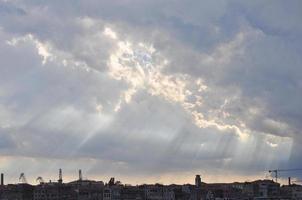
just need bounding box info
[0,0,301,184]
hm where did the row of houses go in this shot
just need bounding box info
[1,176,302,200]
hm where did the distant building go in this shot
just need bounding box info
[103,185,122,200]
[203,183,243,199]
[243,180,280,199]
[33,182,76,200]
[68,179,104,200]
[145,184,164,200]
[121,185,144,200]
[0,183,34,200]
[0,175,291,200]
[281,184,302,200]
[195,176,201,188]
[103,187,111,200]
[163,187,175,200]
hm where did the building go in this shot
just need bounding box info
[145,184,164,200]
[0,183,34,200]
[68,179,104,200]
[103,185,122,200]
[0,174,289,200]
[242,180,280,199]
[121,185,144,200]
[163,187,175,200]
[281,184,302,200]
[33,182,76,200]
[195,176,201,188]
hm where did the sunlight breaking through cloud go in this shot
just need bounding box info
[1,0,301,183]
[106,27,251,141]
[6,34,92,72]
[7,34,53,65]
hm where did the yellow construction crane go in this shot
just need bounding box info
[269,169,302,183]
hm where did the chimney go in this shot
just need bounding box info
[1,173,3,186]
[289,177,291,186]
[79,169,82,181]
[195,175,201,187]
[58,169,62,184]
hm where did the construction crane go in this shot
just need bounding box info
[19,173,27,184]
[268,169,302,183]
[108,177,115,186]
[36,176,44,184]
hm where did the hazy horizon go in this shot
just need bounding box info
[0,169,291,186]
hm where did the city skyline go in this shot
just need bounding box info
[1,0,302,186]
[0,170,294,186]
[0,173,289,200]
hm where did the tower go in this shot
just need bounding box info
[58,169,63,184]
[79,169,82,181]
[1,173,3,186]
[195,175,201,187]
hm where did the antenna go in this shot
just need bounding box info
[268,169,302,183]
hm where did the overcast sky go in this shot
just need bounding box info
[0,0,302,185]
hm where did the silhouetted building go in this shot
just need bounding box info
[195,175,201,188]
[103,185,122,200]
[0,174,290,200]
[68,179,104,200]
[281,184,302,199]
[33,182,76,200]
[0,183,34,200]
[145,184,164,200]
[163,187,175,200]
[242,180,280,199]
[121,186,144,200]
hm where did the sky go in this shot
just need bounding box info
[0,0,302,185]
